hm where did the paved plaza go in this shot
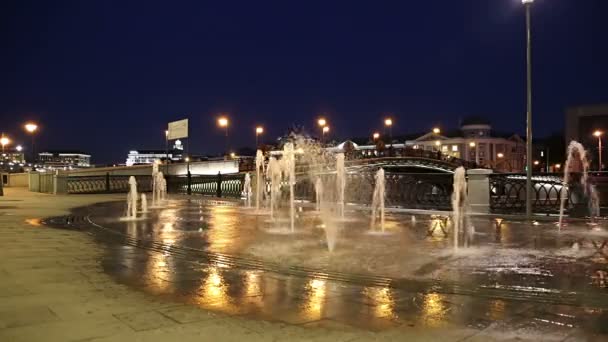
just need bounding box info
[1,188,607,341]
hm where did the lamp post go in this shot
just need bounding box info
[384,118,393,148]
[24,122,38,165]
[469,141,479,166]
[255,126,264,148]
[217,116,229,156]
[165,130,170,173]
[0,135,9,153]
[523,0,534,219]
[322,126,330,142]
[594,130,603,171]
[317,118,327,143]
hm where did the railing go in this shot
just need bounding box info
[489,173,574,214]
[346,172,453,210]
[167,173,246,198]
[67,174,153,194]
[346,147,480,169]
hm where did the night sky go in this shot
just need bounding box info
[1,0,607,164]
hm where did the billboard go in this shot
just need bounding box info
[168,119,188,140]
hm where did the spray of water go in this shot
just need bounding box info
[283,142,296,232]
[370,168,385,232]
[559,141,591,229]
[315,177,323,211]
[255,150,264,211]
[140,193,148,213]
[125,176,138,220]
[336,153,346,218]
[242,172,252,207]
[451,167,469,249]
[267,156,282,220]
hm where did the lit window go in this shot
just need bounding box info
[441,145,448,152]
[452,145,458,152]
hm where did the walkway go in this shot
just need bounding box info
[0,188,605,341]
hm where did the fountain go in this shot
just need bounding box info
[314,177,323,212]
[123,176,138,220]
[283,142,296,232]
[267,156,282,220]
[451,166,470,249]
[559,141,593,229]
[242,173,252,207]
[336,153,346,218]
[152,162,159,206]
[370,168,385,232]
[140,193,148,213]
[255,150,264,211]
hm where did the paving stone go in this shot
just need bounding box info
[114,310,179,331]
[0,305,59,329]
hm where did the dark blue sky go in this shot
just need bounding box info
[1,0,607,163]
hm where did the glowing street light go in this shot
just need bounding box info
[384,118,393,148]
[322,126,330,142]
[317,118,327,127]
[433,127,441,134]
[0,135,10,153]
[255,126,264,147]
[372,132,380,141]
[594,130,603,171]
[16,145,23,152]
[24,122,38,164]
[217,116,230,155]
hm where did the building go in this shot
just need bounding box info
[325,118,525,172]
[0,147,26,172]
[408,118,525,172]
[565,104,608,169]
[125,140,184,166]
[38,151,91,169]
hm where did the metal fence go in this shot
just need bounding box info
[167,173,246,198]
[489,173,572,214]
[67,175,153,194]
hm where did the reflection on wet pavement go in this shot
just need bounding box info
[46,198,608,336]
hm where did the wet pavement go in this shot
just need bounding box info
[44,197,608,339]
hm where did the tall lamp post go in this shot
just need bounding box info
[24,122,38,165]
[0,135,10,153]
[317,118,327,143]
[217,116,229,156]
[322,126,330,142]
[384,118,393,148]
[523,0,534,219]
[255,126,264,148]
[594,130,603,171]
[165,130,170,173]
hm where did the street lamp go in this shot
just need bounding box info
[523,0,534,219]
[433,127,441,134]
[322,126,330,142]
[217,116,229,155]
[594,130,603,171]
[255,126,264,147]
[372,132,380,141]
[0,135,10,153]
[24,122,38,164]
[384,118,393,147]
[16,145,22,152]
[317,118,326,127]
[164,130,170,173]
